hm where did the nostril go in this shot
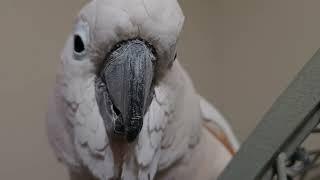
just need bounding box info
[112,104,121,116]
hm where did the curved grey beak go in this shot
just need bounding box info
[95,39,155,142]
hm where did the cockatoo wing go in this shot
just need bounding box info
[200,97,239,154]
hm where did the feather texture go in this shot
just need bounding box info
[200,97,240,153]
[47,0,238,179]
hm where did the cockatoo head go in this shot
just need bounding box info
[61,0,184,142]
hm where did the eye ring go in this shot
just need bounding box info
[73,21,89,60]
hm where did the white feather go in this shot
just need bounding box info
[200,97,240,151]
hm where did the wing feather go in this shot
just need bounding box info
[200,97,239,153]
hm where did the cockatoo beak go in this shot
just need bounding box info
[95,39,155,142]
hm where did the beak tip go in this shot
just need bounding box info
[126,130,141,142]
[126,117,143,142]
[126,135,136,143]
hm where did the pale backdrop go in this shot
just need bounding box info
[1,0,320,179]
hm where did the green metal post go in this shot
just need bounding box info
[218,49,320,180]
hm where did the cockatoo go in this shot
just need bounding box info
[47,0,239,179]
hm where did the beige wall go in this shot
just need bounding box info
[1,0,320,179]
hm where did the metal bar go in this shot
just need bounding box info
[218,49,320,180]
[276,153,288,180]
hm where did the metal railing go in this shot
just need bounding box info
[218,49,320,180]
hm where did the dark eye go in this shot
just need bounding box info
[73,21,89,60]
[74,34,85,53]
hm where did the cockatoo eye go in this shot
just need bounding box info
[73,21,89,60]
[74,35,85,53]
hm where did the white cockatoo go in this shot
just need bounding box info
[47,0,239,179]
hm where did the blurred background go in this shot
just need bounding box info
[1,0,320,179]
